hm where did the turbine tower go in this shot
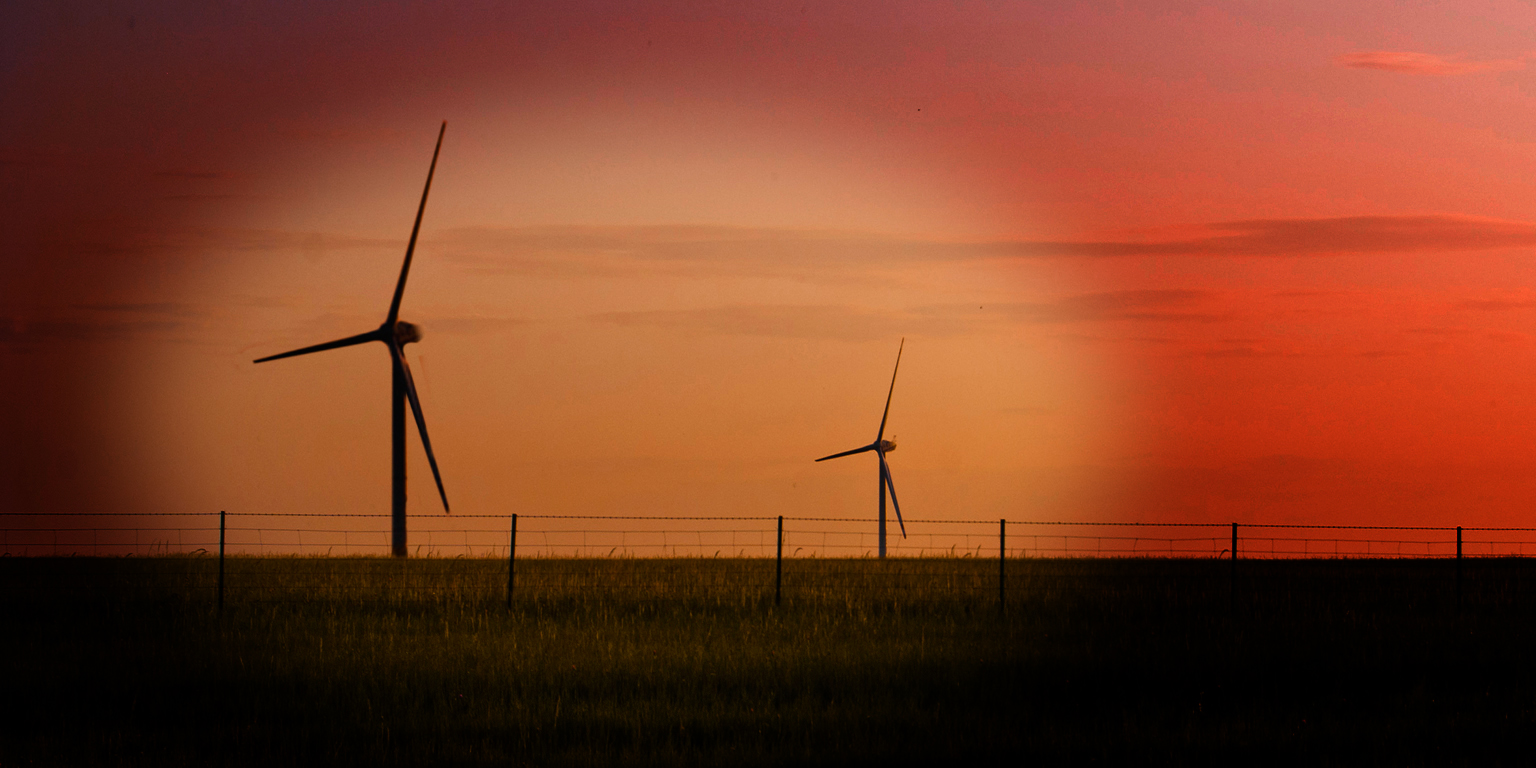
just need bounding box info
[815,338,907,558]
[254,122,450,557]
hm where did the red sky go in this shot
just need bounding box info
[7,0,1536,539]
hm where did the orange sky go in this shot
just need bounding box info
[7,0,1536,537]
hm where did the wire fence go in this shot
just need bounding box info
[6,513,1536,559]
[6,513,1536,610]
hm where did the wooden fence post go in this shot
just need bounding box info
[507,513,517,610]
[999,518,1006,615]
[218,510,226,614]
[775,515,783,607]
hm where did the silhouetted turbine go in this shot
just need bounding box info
[815,338,907,558]
[254,122,450,557]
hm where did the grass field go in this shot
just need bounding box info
[5,555,1536,765]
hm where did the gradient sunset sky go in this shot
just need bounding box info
[7,0,1536,532]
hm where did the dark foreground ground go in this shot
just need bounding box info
[4,556,1535,765]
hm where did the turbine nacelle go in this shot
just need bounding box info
[393,320,422,346]
[877,439,896,453]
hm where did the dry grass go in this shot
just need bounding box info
[5,556,1536,765]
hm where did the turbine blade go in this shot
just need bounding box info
[815,444,878,462]
[391,344,450,513]
[386,121,447,325]
[876,337,904,441]
[881,455,906,538]
[252,330,382,363]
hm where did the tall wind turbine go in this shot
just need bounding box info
[815,339,907,558]
[254,122,450,557]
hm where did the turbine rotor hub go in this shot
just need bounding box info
[394,321,422,346]
[878,439,896,453]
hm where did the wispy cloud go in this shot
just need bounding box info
[38,229,397,261]
[1406,326,1475,336]
[73,302,208,318]
[1200,343,1285,359]
[593,305,921,342]
[154,170,226,180]
[905,291,1225,330]
[1005,216,1536,258]
[201,229,397,253]
[276,125,412,145]
[422,315,528,336]
[1336,50,1527,76]
[0,317,188,347]
[436,215,1536,283]
[1,301,222,349]
[437,225,931,283]
[592,291,1225,341]
[163,194,245,202]
[982,290,1223,324]
[1453,298,1536,311]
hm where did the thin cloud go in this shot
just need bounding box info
[593,305,924,342]
[209,229,398,253]
[592,291,1225,342]
[1485,330,1529,344]
[276,125,412,144]
[911,290,1225,326]
[163,194,245,202]
[0,317,187,347]
[438,216,1536,284]
[437,225,932,283]
[1015,289,1222,323]
[1406,326,1475,336]
[36,228,396,261]
[73,302,207,318]
[1001,216,1536,258]
[1201,345,1283,359]
[1336,50,1526,76]
[1453,298,1536,311]
[154,170,225,180]
[0,299,236,349]
[422,315,528,336]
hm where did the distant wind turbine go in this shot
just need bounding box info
[253,122,450,557]
[815,338,907,558]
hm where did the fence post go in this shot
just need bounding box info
[999,518,1006,615]
[218,510,226,615]
[775,515,783,607]
[1456,525,1463,615]
[1230,522,1238,611]
[507,513,517,610]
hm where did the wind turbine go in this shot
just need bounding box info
[254,122,450,557]
[815,338,907,558]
